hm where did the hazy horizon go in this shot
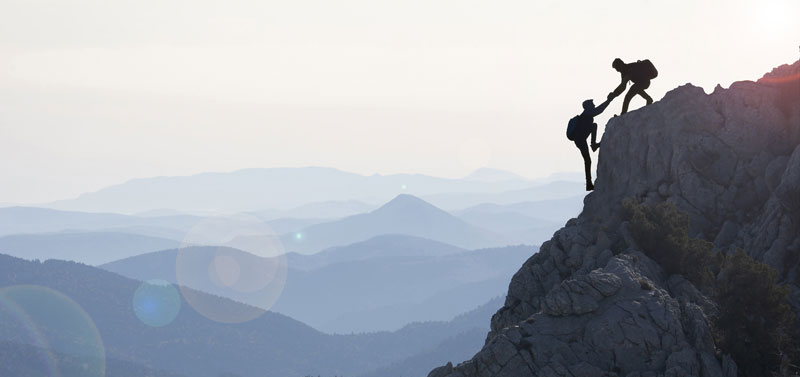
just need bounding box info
[2,0,799,204]
[0,165,583,207]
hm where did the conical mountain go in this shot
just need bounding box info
[281,194,507,254]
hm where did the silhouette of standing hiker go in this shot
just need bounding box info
[610,58,658,114]
[566,93,615,191]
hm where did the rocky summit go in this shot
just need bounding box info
[429,60,800,377]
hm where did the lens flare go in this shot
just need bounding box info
[176,213,288,323]
[0,285,105,377]
[209,255,241,287]
[132,279,181,327]
[0,294,60,377]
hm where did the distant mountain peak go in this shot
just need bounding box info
[282,192,507,254]
[46,166,537,214]
[377,194,437,211]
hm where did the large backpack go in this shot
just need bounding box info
[630,59,658,82]
[566,115,581,141]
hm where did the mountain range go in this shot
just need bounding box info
[41,167,584,214]
[0,231,180,265]
[1,194,549,267]
[421,180,584,209]
[0,206,199,239]
[101,235,534,333]
[0,253,501,377]
[280,194,510,254]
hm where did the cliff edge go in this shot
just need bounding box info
[429,59,800,377]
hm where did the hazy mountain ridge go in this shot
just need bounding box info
[421,180,584,210]
[101,239,534,333]
[251,199,376,221]
[280,194,509,254]
[0,253,503,377]
[0,206,200,238]
[45,167,546,214]
[429,60,800,377]
[320,276,513,334]
[357,297,504,377]
[0,254,328,377]
[454,196,584,221]
[287,234,468,271]
[0,231,180,265]
[0,341,189,377]
[2,194,553,268]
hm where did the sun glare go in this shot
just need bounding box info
[753,1,792,34]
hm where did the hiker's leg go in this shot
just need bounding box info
[638,80,653,104]
[641,90,654,105]
[576,141,591,184]
[590,122,598,146]
[631,80,653,107]
[621,89,635,114]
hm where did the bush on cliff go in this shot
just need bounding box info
[715,250,795,377]
[622,199,797,377]
[621,199,720,287]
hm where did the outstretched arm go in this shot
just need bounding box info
[595,97,612,114]
[611,74,629,97]
[587,97,612,116]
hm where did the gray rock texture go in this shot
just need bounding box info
[429,60,800,377]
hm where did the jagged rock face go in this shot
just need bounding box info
[591,60,800,282]
[429,60,799,377]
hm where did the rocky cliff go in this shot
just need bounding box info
[429,60,800,377]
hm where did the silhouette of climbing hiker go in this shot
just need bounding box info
[610,58,658,114]
[566,93,615,191]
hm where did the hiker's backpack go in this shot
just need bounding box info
[630,59,658,81]
[566,115,581,141]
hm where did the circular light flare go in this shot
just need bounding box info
[175,213,288,324]
[0,285,105,377]
[132,279,181,328]
[0,293,60,377]
[209,255,241,288]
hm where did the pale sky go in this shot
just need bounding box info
[1,0,798,204]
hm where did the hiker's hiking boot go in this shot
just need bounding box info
[591,142,600,152]
[586,181,594,191]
